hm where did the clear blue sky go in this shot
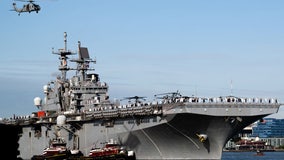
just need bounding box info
[0,0,284,118]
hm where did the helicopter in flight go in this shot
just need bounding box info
[11,0,41,16]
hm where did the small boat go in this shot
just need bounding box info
[32,136,82,160]
[42,137,68,156]
[255,149,264,156]
[89,139,136,160]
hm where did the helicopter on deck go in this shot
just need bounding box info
[121,96,147,104]
[12,0,41,15]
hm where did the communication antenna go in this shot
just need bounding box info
[64,32,67,51]
[230,80,233,96]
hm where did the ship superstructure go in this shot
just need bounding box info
[0,33,281,160]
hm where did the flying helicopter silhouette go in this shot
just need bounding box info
[12,0,41,16]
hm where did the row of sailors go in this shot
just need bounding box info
[86,104,155,113]
[84,96,279,107]
[2,96,278,122]
[84,96,277,114]
[78,97,279,117]
[80,97,279,113]
[161,97,278,104]
[83,105,161,117]
[0,115,31,122]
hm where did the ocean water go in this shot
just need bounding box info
[221,151,284,160]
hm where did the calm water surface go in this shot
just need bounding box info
[221,151,284,160]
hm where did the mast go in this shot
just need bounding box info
[64,32,67,52]
[52,32,76,111]
[52,32,76,80]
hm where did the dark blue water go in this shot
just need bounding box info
[222,152,284,160]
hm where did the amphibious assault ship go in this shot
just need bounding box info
[1,33,281,160]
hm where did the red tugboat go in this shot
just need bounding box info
[89,139,136,160]
[42,137,68,156]
[32,136,82,160]
[31,137,70,160]
[31,137,68,159]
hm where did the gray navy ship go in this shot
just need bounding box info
[0,33,281,160]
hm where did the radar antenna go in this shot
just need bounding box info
[69,41,96,81]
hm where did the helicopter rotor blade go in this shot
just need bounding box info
[15,0,35,2]
[120,96,147,101]
[155,91,180,97]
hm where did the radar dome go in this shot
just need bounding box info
[56,115,66,126]
[43,85,49,93]
[34,97,42,107]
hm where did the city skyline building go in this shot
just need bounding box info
[251,118,284,138]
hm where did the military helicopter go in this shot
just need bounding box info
[154,90,182,100]
[120,96,147,104]
[12,0,41,16]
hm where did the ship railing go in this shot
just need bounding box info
[151,96,280,111]
[154,96,272,104]
[72,88,108,94]
[0,118,16,125]
[3,104,163,125]
[0,114,37,125]
[3,96,279,125]
[132,107,143,114]
[119,108,129,116]
[92,112,103,119]
[182,97,278,105]
[14,97,279,125]
[83,104,161,120]
[102,109,119,118]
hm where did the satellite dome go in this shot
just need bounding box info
[56,115,66,126]
[34,97,42,107]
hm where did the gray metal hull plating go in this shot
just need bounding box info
[18,112,267,160]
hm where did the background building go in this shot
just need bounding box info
[225,118,284,150]
[251,118,284,138]
[251,118,284,148]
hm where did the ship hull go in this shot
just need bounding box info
[18,112,268,160]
